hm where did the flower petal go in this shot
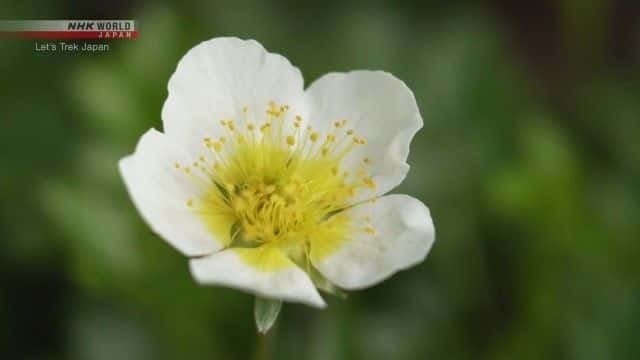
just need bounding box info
[311,194,435,290]
[162,37,306,150]
[190,246,326,308]
[119,129,224,256]
[305,71,423,201]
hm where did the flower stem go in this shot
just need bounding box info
[254,328,275,360]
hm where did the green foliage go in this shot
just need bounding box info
[1,1,638,359]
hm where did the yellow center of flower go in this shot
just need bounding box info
[176,102,376,269]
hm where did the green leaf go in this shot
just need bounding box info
[254,297,282,334]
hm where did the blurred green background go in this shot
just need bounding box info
[1,0,639,359]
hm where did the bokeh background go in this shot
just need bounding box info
[1,0,639,359]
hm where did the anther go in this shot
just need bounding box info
[363,177,376,189]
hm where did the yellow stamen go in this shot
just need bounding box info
[181,102,375,270]
[286,135,295,146]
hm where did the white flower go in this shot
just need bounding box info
[119,37,435,308]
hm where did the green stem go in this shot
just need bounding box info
[255,328,274,360]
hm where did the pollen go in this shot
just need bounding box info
[363,177,377,189]
[179,102,376,264]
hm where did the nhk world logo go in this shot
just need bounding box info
[0,20,137,39]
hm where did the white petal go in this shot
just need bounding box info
[119,129,223,256]
[305,71,423,201]
[312,194,435,290]
[190,247,326,308]
[162,37,306,151]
